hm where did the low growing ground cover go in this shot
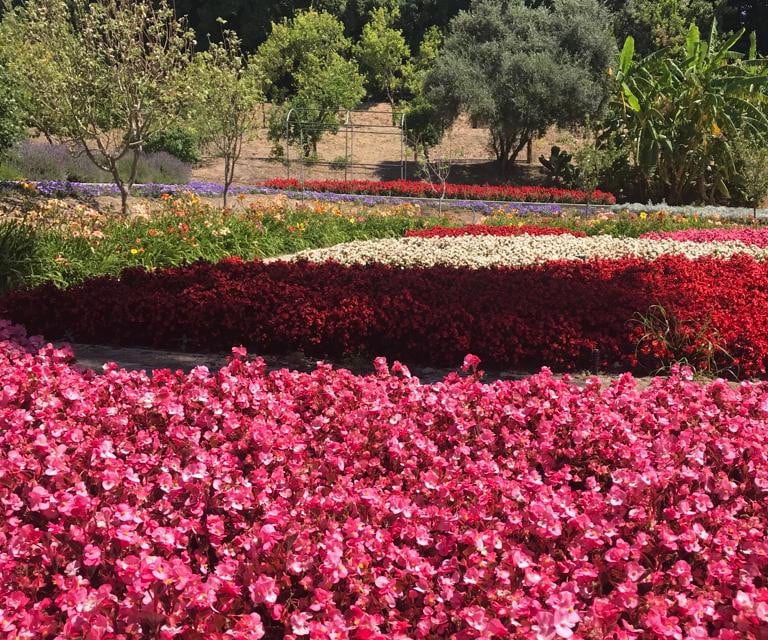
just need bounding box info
[2,320,767,638]
[0,195,443,290]
[405,225,587,238]
[5,255,768,377]
[284,235,768,268]
[641,228,768,246]
[263,178,617,205]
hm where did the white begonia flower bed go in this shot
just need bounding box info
[273,234,768,269]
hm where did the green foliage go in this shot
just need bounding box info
[144,126,201,164]
[732,134,768,215]
[398,25,445,156]
[258,9,364,157]
[355,3,411,105]
[0,198,446,289]
[256,9,351,103]
[618,0,725,54]
[0,0,196,213]
[188,29,263,206]
[0,221,41,292]
[426,0,616,176]
[573,142,624,200]
[606,24,768,204]
[0,61,23,152]
[484,208,749,237]
[269,53,365,158]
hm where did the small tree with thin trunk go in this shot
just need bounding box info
[734,134,768,218]
[1,0,195,214]
[190,27,263,208]
[573,141,621,216]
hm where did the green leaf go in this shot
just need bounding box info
[619,37,635,75]
[622,83,640,112]
[686,25,701,62]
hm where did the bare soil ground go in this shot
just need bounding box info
[192,102,583,186]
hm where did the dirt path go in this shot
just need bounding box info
[68,342,660,388]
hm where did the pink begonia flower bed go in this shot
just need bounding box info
[641,227,768,247]
[2,320,768,639]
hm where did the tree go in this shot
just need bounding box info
[355,3,411,107]
[256,9,351,103]
[1,0,195,213]
[606,24,768,204]
[0,60,23,152]
[426,0,616,177]
[401,26,447,159]
[189,28,263,207]
[617,0,726,54]
[258,9,365,158]
[733,134,768,217]
[278,53,366,157]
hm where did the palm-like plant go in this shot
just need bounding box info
[607,22,768,204]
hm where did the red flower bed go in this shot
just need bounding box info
[4,255,768,377]
[406,225,587,238]
[3,320,768,638]
[263,178,617,205]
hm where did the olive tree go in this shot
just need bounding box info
[1,0,195,213]
[426,0,616,176]
[189,29,263,208]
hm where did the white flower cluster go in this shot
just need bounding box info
[277,234,768,269]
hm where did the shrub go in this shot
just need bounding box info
[144,125,202,164]
[5,142,191,185]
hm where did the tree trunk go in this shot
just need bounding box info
[118,182,129,216]
[223,155,231,209]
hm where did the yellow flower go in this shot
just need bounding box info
[130,248,140,255]
[639,211,648,220]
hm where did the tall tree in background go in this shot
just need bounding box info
[617,0,726,53]
[426,0,616,176]
[1,0,195,213]
[257,9,365,157]
[355,3,411,107]
[0,55,23,152]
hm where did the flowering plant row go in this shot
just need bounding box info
[282,235,768,270]
[262,178,617,205]
[405,225,586,238]
[5,255,768,376]
[641,228,768,246]
[2,319,768,639]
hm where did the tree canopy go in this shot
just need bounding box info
[426,0,616,174]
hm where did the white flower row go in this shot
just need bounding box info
[275,234,768,269]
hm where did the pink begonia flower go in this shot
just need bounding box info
[3,318,768,637]
[82,544,102,567]
[290,611,312,636]
[249,575,278,604]
[231,612,265,638]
